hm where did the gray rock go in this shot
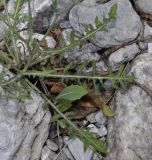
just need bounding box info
[62,148,75,160]
[98,125,107,137]
[41,146,70,160]
[88,124,99,135]
[143,22,152,40]
[107,86,152,160]
[109,44,140,71]
[62,29,100,64]
[93,152,104,160]
[130,53,152,90]
[87,124,107,137]
[41,146,57,160]
[60,20,71,29]
[0,65,51,160]
[107,53,152,160]
[47,139,59,152]
[63,136,71,145]
[69,0,142,48]
[0,91,51,160]
[29,0,75,32]
[95,111,106,125]
[16,32,56,62]
[86,112,97,123]
[134,0,152,14]
[148,43,152,53]
[7,0,75,32]
[138,41,148,51]
[68,138,94,160]
[96,61,108,72]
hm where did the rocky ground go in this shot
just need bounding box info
[0,0,152,160]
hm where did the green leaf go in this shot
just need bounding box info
[0,51,12,65]
[58,100,72,112]
[83,140,90,152]
[82,130,107,154]
[57,85,88,101]
[58,119,68,129]
[95,16,100,27]
[108,3,117,19]
[103,105,115,117]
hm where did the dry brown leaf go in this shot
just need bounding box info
[72,87,115,119]
[50,82,66,94]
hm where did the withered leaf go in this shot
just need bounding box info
[51,82,66,94]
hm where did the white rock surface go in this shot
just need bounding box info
[95,111,106,125]
[68,138,94,160]
[69,0,142,48]
[109,44,140,71]
[0,91,51,160]
[0,64,51,160]
[134,0,152,14]
[46,139,59,152]
[107,86,152,160]
[107,53,152,160]
[143,22,152,40]
[130,53,152,90]
[62,28,100,64]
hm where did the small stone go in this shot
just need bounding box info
[144,22,152,40]
[134,0,152,14]
[93,152,104,160]
[95,111,106,125]
[88,124,99,135]
[41,146,57,160]
[69,0,142,48]
[138,41,148,51]
[60,20,71,29]
[148,43,152,53]
[130,53,152,90]
[63,136,71,145]
[86,112,97,123]
[96,61,108,72]
[46,139,58,152]
[63,148,75,160]
[68,138,94,160]
[98,125,107,137]
[109,44,140,71]
[57,137,64,149]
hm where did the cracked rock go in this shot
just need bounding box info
[69,0,142,48]
[0,66,51,160]
[134,0,152,15]
[67,138,94,160]
[107,53,152,160]
[130,53,152,91]
[108,43,140,71]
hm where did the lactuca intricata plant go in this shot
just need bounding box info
[0,0,134,154]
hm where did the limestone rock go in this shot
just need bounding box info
[130,53,152,90]
[109,43,140,71]
[134,0,152,14]
[68,138,94,160]
[69,0,142,48]
[0,65,51,160]
[107,86,152,160]
[107,53,152,160]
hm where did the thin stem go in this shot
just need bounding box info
[30,18,111,66]
[23,71,134,81]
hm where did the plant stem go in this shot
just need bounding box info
[23,71,134,81]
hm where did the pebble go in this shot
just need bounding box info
[68,138,94,160]
[46,139,59,152]
[86,112,97,123]
[95,111,107,125]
